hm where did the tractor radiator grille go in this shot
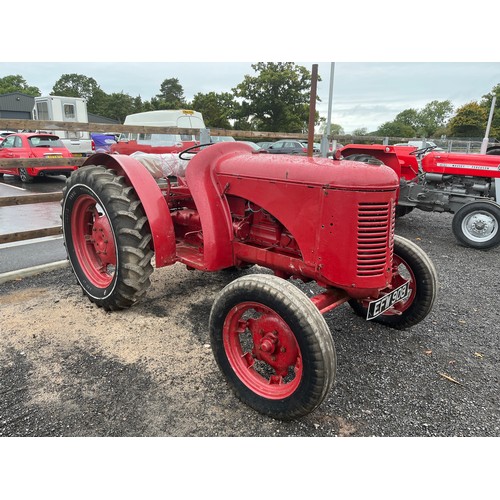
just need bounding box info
[356,202,394,277]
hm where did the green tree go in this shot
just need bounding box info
[51,74,101,102]
[319,122,344,135]
[87,87,109,116]
[0,75,40,96]
[232,117,257,131]
[98,92,138,123]
[233,62,321,133]
[376,121,416,137]
[352,127,368,136]
[394,108,420,129]
[480,83,500,138]
[191,91,238,129]
[448,102,487,138]
[418,100,454,136]
[154,78,186,109]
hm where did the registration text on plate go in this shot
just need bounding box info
[367,281,411,320]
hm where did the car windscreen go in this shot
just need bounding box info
[28,136,64,148]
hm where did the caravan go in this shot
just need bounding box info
[32,96,95,156]
[110,109,206,155]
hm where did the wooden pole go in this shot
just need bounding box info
[308,64,319,157]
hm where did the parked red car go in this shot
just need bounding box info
[0,133,76,182]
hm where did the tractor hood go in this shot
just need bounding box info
[212,147,399,191]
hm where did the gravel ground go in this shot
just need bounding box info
[0,208,499,438]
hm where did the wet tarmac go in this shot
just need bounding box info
[0,175,67,273]
[0,175,65,236]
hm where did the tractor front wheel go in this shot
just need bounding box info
[349,235,437,329]
[451,201,500,250]
[61,165,154,310]
[209,274,336,420]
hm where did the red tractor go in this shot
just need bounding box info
[61,142,437,420]
[338,143,500,249]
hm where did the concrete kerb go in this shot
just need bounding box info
[0,260,69,285]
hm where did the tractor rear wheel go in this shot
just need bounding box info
[344,154,385,166]
[62,165,154,310]
[209,274,336,420]
[348,235,437,329]
[451,201,500,249]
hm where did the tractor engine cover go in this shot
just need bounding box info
[423,152,500,179]
[212,150,399,296]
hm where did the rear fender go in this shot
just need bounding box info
[340,145,404,177]
[82,153,176,267]
[185,143,254,270]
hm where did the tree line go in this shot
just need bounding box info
[367,87,499,139]
[1,64,498,139]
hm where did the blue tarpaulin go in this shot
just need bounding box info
[91,133,117,152]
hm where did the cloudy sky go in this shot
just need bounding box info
[2,2,499,134]
[3,61,498,134]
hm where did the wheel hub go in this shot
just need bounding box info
[91,215,116,262]
[250,316,299,376]
[464,213,496,239]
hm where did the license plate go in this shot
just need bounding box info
[45,154,62,158]
[72,153,84,157]
[366,281,411,320]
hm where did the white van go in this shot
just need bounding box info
[112,109,206,155]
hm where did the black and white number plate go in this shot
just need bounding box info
[366,281,411,320]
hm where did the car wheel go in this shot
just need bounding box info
[19,168,34,183]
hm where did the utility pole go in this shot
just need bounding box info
[307,64,319,157]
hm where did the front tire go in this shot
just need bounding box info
[451,201,500,249]
[209,274,336,420]
[349,235,437,329]
[62,165,154,310]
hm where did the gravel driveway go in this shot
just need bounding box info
[0,208,499,438]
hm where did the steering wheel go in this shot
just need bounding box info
[178,142,214,160]
[409,145,437,157]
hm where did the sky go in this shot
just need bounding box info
[1,61,499,133]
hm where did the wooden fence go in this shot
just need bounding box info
[0,190,63,245]
[2,117,496,249]
[0,117,336,249]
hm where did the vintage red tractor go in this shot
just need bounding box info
[338,143,500,249]
[61,142,437,420]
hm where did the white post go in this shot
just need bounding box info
[321,63,335,158]
[480,95,496,154]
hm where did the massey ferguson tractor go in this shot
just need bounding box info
[61,142,437,420]
[338,144,500,249]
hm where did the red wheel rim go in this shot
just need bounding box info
[70,194,117,288]
[385,253,416,314]
[369,253,416,315]
[223,301,303,399]
[356,254,416,315]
